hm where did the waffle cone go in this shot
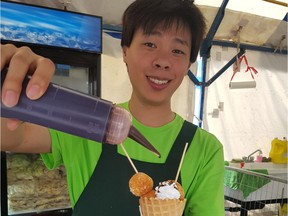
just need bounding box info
[139,197,186,216]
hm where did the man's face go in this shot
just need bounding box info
[123,22,192,106]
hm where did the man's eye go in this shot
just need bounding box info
[144,42,156,48]
[173,49,185,55]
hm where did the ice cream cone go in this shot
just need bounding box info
[139,197,186,216]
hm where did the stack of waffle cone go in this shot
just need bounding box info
[139,197,186,216]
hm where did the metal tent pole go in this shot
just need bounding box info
[189,0,229,127]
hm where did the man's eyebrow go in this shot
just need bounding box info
[144,30,190,47]
[174,37,190,47]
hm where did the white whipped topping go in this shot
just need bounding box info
[155,181,180,200]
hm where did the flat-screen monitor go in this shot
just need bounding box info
[1,1,102,53]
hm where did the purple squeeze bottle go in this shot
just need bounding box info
[1,68,160,157]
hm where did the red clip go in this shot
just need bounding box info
[231,54,258,82]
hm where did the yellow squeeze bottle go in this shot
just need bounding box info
[269,137,288,164]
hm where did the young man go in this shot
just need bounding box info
[1,0,224,215]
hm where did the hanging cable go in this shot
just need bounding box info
[274,35,286,53]
[233,25,243,74]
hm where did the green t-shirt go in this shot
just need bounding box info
[41,102,224,216]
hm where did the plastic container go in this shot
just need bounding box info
[256,154,263,162]
[269,137,288,164]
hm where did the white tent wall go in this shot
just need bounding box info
[101,33,288,161]
[203,46,287,161]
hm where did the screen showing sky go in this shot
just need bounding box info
[1,1,102,53]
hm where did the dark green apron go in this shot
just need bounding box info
[73,120,197,216]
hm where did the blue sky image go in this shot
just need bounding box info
[0,1,102,53]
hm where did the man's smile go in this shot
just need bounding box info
[147,76,170,85]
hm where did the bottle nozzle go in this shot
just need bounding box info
[104,106,161,157]
[128,125,161,158]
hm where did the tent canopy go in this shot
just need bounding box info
[10,0,288,53]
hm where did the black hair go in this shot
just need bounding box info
[121,0,206,63]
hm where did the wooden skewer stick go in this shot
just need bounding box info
[120,143,138,173]
[175,142,189,182]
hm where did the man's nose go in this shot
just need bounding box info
[153,54,171,70]
[154,63,170,70]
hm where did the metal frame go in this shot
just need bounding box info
[189,0,230,127]
[224,166,288,216]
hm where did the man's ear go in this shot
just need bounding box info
[122,46,128,63]
[186,63,192,74]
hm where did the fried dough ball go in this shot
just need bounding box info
[129,172,153,197]
[142,189,156,198]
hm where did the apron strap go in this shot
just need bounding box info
[173,121,198,184]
